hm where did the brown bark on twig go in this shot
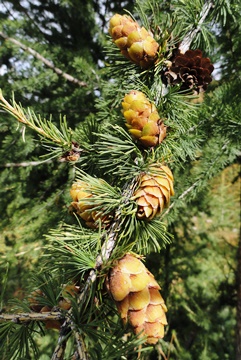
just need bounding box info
[0,311,63,323]
[0,31,87,87]
[74,331,90,360]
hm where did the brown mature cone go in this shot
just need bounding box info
[165,49,214,93]
[70,180,112,229]
[122,90,167,148]
[109,14,159,69]
[132,164,174,220]
[106,253,167,345]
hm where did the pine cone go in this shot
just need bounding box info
[70,180,112,229]
[106,253,167,344]
[132,165,174,220]
[164,49,214,93]
[109,14,159,69]
[122,90,167,147]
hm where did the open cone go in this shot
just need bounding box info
[132,164,174,220]
[164,49,214,93]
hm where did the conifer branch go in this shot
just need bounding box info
[97,176,138,263]
[0,31,87,87]
[0,311,63,323]
[161,180,199,218]
[52,320,89,360]
[0,90,73,149]
[74,331,90,360]
[178,0,214,53]
[51,335,68,360]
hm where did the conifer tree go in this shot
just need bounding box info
[0,1,240,359]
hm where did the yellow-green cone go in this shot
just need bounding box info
[109,14,159,69]
[132,164,174,220]
[106,253,167,345]
[70,180,112,228]
[122,90,167,148]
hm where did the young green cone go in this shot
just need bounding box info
[106,253,167,345]
[109,14,159,69]
[122,90,167,147]
[132,164,174,220]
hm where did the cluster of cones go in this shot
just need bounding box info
[69,171,172,344]
[67,12,214,348]
[109,14,214,93]
[70,163,174,226]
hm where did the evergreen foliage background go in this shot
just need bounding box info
[0,0,240,359]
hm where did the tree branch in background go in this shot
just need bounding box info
[0,31,87,87]
[178,0,214,53]
[161,180,199,219]
[0,160,53,168]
